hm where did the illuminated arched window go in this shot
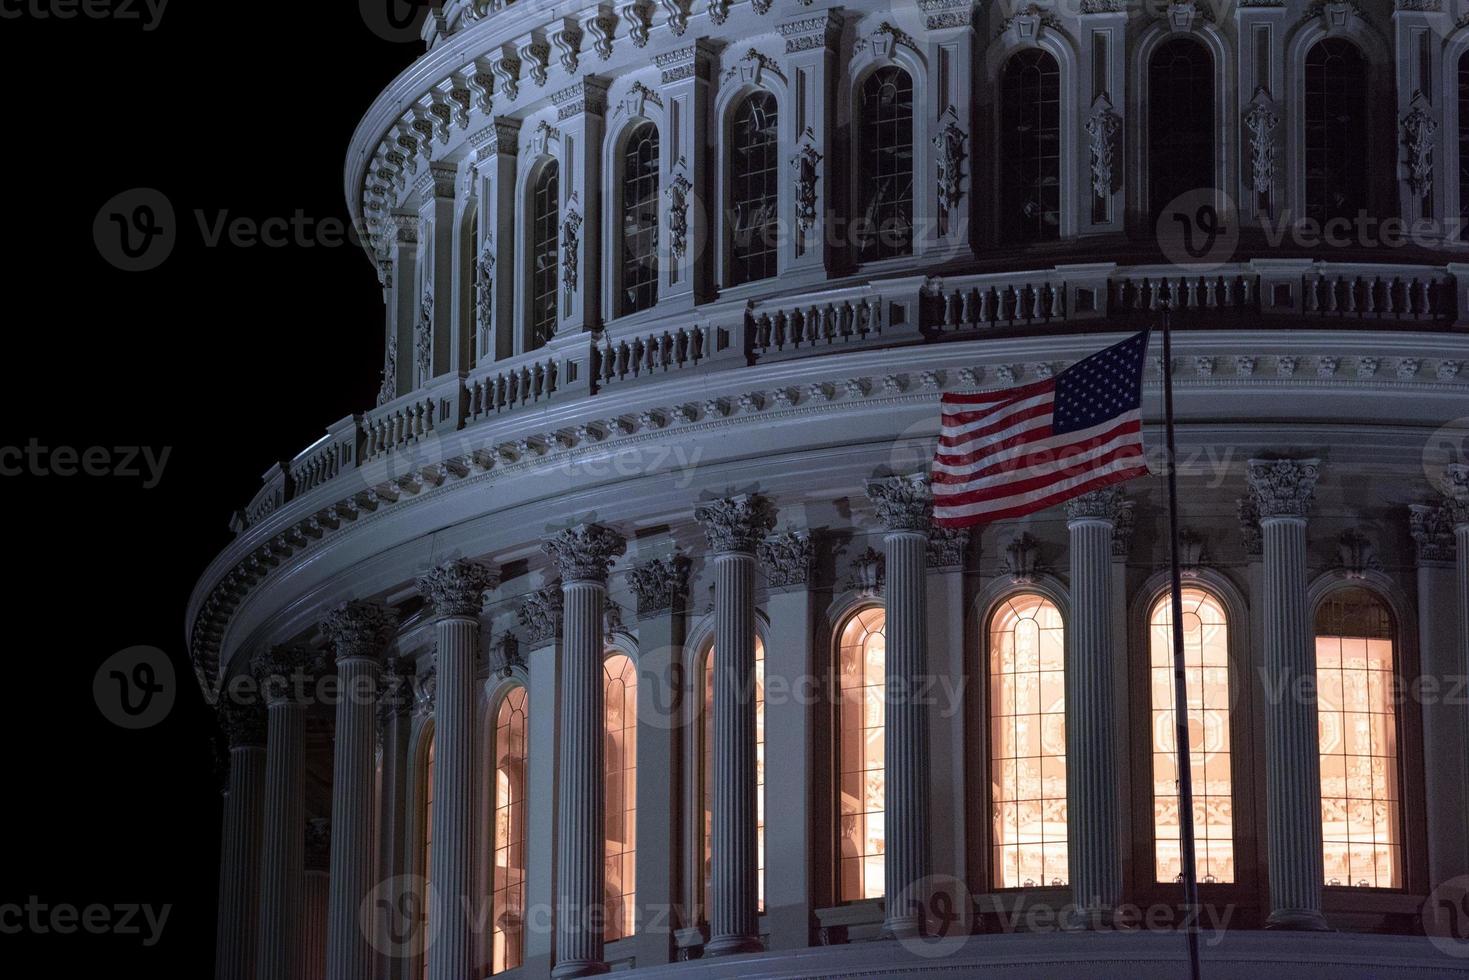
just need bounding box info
[619,122,659,316]
[1147,38,1213,221]
[700,637,765,917]
[1000,48,1061,243]
[1150,589,1235,884]
[1316,588,1401,889]
[1304,39,1368,227]
[837,606,886,901]
[529,161,559,349]
[989,593,1066,888]
[420,732,435,980]
[491,688,528,973]
[729,91,780,286]
[856,67,914,262]
[604,653,638,940]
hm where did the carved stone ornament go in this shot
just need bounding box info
[933,107,968,221]
[1237,496,1263,558]
[416,558,498,618]
[661,0,688,37]
[1246,458,1320,520]
[1244,87,1280,195]
[1085,94,1121,199]
[413,664,437,716]
[561,205,583,297]
[219,699,267,748]
[1445,463,1469,505]
[847,546,885,596]
[320,600,399,661]
[1409,503,1458,563]
[666,171,692,261]
[696,494,777,554]
[626,553,692,616]
[377,335,397,407]
[1402,90,1437,200]
[792,132,822,235]
[414,290,434,385]
[927,526,969,569]
[251,644,326,705]
[1335,529,1382,580]
[1111,497,1137,557]
[1064,486,1125,524]
[475,233,495,347]
[865,474,933,532]
[621,1,651,48]
[758,529,815,588]
[493,633,524,679]
[543,523,627,583]
[1178,529,1208,577]
[1002,533,1041,583]
[517,583,566,644]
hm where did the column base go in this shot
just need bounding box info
[551,958,610,978]
[1265,908,1331,931]
[1064,905,1119,931]
[704,934,764,957]
[880,914,924,941]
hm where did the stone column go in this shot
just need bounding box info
[216,701,267,980]
[254,645,319,980]
[374,657,415,980]
[304,819,331,980]
[1248,458,1328,930]
[321,601,399,980]
[544,525,627,978]
[696,496,776,956]
[865,476,934,938]
[1063,488,1125,924]
[1446,465,1469,677]
[517,584,565,979]
[417,559,498,980]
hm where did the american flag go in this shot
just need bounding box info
[932,332,1151,527]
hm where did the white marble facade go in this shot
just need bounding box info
[198,1,1469,977]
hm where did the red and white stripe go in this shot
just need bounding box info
[931,379,1147,526]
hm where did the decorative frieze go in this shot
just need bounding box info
[758,530,815,588]
[1247,458,1320,519]
[696,494,778,554]
[626,553,691,617]
[517,583,566,644]
[544,523,627,583]
[779,9,842,53]
[551,77,610,120]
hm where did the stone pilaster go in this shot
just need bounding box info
[1063,488,1124,925]
[472,119,520,361]
[386,213,419,398]
[544,525,626,977]
[696,496,776,957]
[303,819,331,980]
[321,601,399,980]
[1445,465,1469,687]
[1248,458,1329,930]
[651,40,714,306]
[416,164,457,381]
[865,475,933,938]
[551,78,610,334]
[417,559,498,980]
[776,10,842,277]
[216,700,267,980]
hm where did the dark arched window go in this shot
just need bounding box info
[1147,38,1214,222]
[729,91,780,286]
[1305,39,1369,226]
[529,162,559,349]
[857,66,914,262]
[1000,49,1061,243]
[620,122,659,316]
[1461,51,1469,238]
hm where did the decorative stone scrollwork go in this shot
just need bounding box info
[933,107,968,224]
[866,474,933,532]
[620,1,651,48]
[626,553,691,616]
[414,290,433,386]
[1237,496,1263,557]
[1244,88,1280,196]
[413,664,437,716]
[1111,496,1137,556]
[584,11,615,61]
[494,53,522,101]
[857,20,918,58]
[724,47,783,85]
[1064,486,1125,523]
[1335,529,1381,579]
[1445,463,1469,504]
[1409,503,1458,563]
[517,583,565,644]
[1002,533,1041,584]
[219,699,267,748]
[752,0,772,12]
[320,600,399,661]
[561,204,583,299]
[1084,94,1121,199]
[1178,529,1208,577]
[661,0,688,37]
[847,546,885,596]
[377,335,397,407]
[1402,90,1437,200]
[927,526,969,569]
[1246,458,1320,520]
[666,171,692,261]
[476,233,495,350]
[552,23,583,75]
[544,523,627,583]
[707,0,730,26]
[519,40,551,88]
[792,132,822,235]
[493,633,524,679]
[696,494,777,554]
[758,530,815,588]
[416,559,498,618]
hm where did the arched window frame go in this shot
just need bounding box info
[713,67,791,292]
[983,30,1080,243]
[603,642,640,945]
[513,127,563,356]
[1129,22,1234,231]
[477,671,531,975]
[459,197,481,371]
[1304,571,1427,909]
[599,95,668,323]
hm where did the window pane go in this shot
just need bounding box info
[1316,589,1401,889]
[857,68,914,262]
[701,638,766,918]
[1305,39,1368,227]
[1000,49,1061,243]
[837,608,886,901]
[990,594,1066,889]
[604,654,638,939]
[620,122,659,315]
[1147,38,1213,222]
[491,688,528,973]
[530,163,559,349]
[1150,589,1235,884]
[729,92,780,286]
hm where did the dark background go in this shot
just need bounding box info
[2,1,427,970]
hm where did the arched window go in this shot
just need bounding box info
[989,593,1066,888]
[1315,588,1401,889]
[1459,51,1469,238]
[1304,39,1368,227]
[1149,589,1235,884]
[729,91,780,286]
[1147,38,1214,221]
[604,653,638,940]
[836,606,886,901]
[420,732,435,980]
[529,162,559,349]
[1000,49,1061,243]
[490,688,528,973]
[700,637,765,918]
[620,122,659,316]
[856,67,914,262]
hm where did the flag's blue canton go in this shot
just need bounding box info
[1052,331,1149,435]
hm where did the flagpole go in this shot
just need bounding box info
[1161,301,1203,980]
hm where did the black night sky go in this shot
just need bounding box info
[2,2,424,971]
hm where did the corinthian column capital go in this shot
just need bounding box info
[416,558,498,618]
[1064,486,1125,525]
[251,644,325,705]
[1441,464,1469,527]
[517,583,566,644]
[219,699,267,749]
[319,600,399,662]
[865,474,933,533]
[626,553,691,617]
[695,494,777,554]
[544,524,626,583]
[1247,458,1321,520]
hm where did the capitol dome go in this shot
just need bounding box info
[196,1,1469,977]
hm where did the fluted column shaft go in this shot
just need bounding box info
[303,869,329,980]
[882,528,930,938]
[257,695,306,980]
[1065,505,1122,921]
[325,653,383,980]
[427,616,478,980]
[374,661,414,980]
[217,721,266,980]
